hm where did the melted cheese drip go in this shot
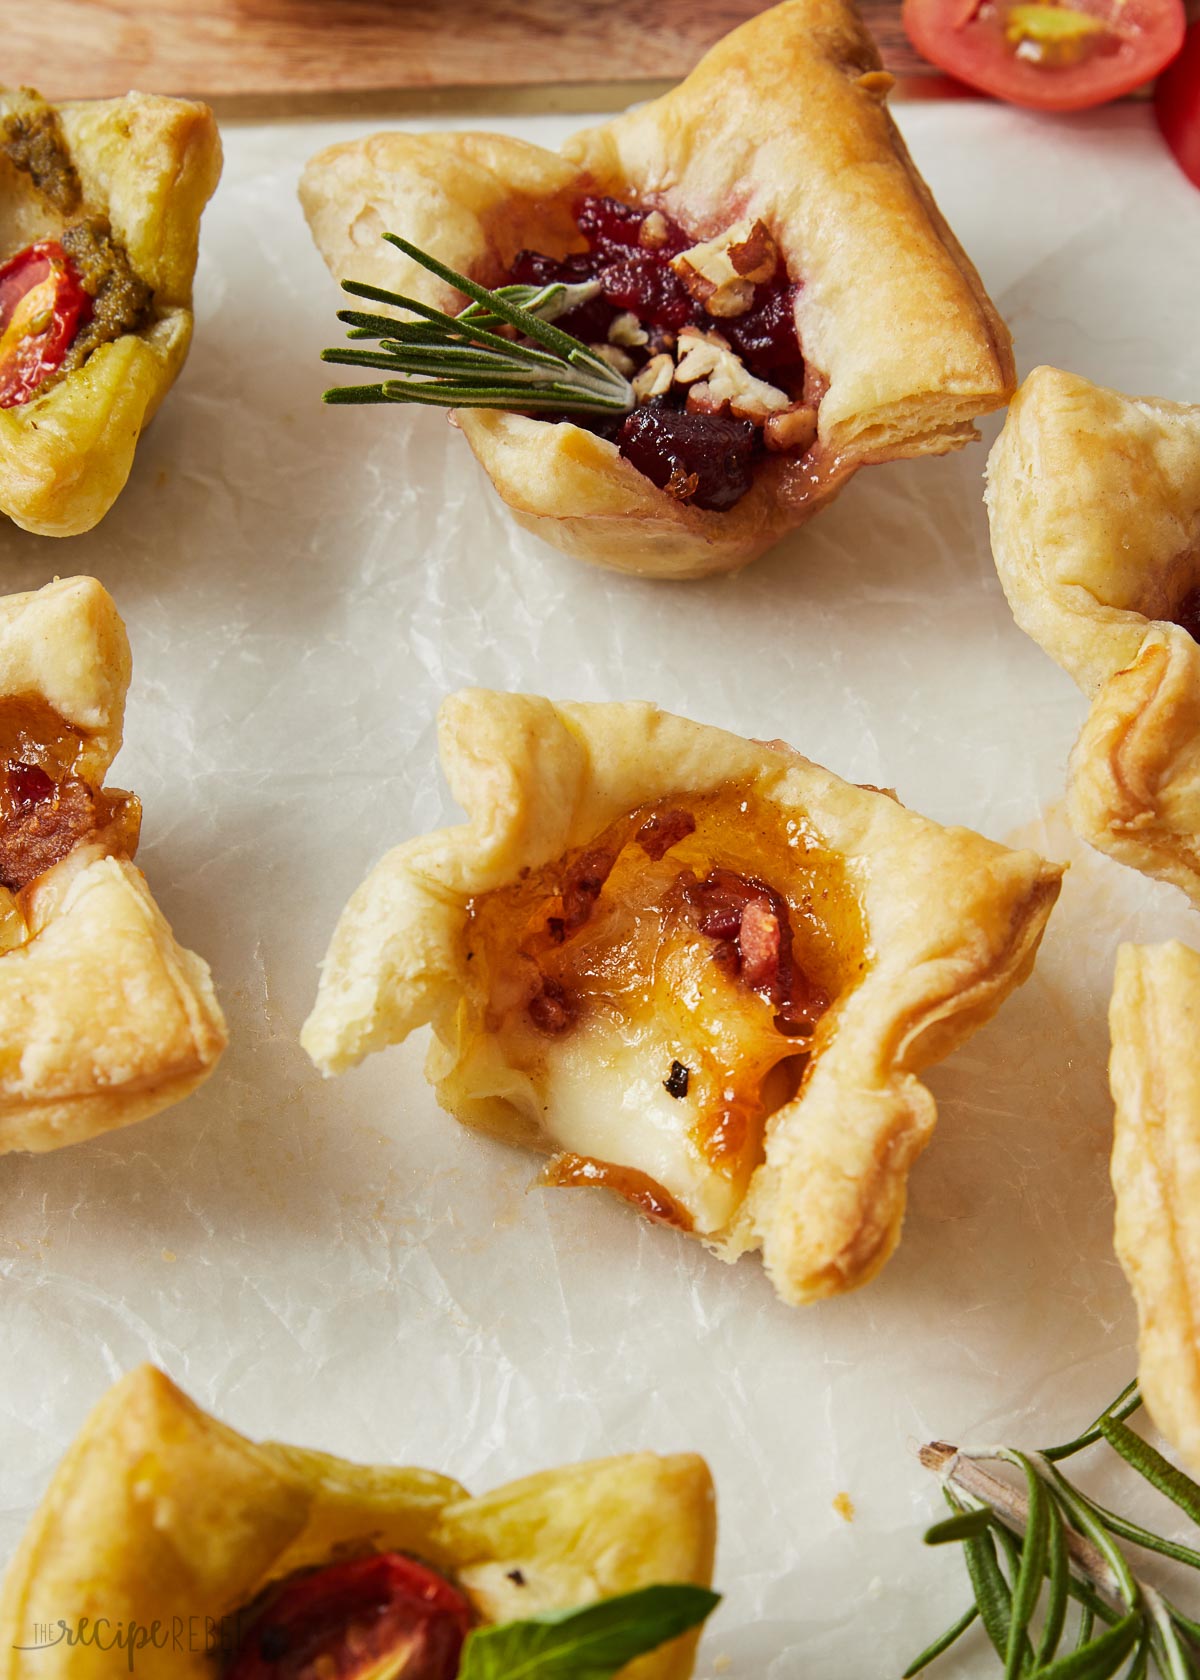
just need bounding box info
[461,787,866,1236]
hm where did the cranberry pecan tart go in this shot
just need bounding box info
[0,87,221,536]
[0,1365,715,1680]
[987,366,1200,907]
[300,0,1014,579]
[0,576,226,1154]
[302,692,1061,1304]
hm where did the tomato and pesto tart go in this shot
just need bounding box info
[0,1366,716,1680]
[302,691,1062,1306]
[0,86,221,536]
[0,576,226,1155]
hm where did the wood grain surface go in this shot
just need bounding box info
[6,0,946,111]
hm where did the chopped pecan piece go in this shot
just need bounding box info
[764,403,819,455]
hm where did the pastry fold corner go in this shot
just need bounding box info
[1110,940,1200,1473]
[301,0,1013,579]
[987,364,1200,906]
[303,690,1060,1305]
[0,88,222,537]
[0,1365,716,1680]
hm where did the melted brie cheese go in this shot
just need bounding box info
[458,787,863,1237]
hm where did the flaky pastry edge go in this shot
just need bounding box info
[302,690,1060,1305]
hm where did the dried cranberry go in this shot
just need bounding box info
[720,282,804,375]
[618,406,758,513]
[1175,586,1200,643]
[7,764,53,807]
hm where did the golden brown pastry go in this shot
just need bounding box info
[302,691,1062,1305]
[0,1364,716,1680]
[0,576,226,1155]
[987,365,1200,907]
[300,0,1014,580]
[0,87,222,537]
[1110,940,1200,1473]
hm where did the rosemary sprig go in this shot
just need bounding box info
[321,233,634,415]
[907,1384,1200,1679]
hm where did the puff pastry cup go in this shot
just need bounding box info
[987,365,1200,907]
[0,86,222,537]
[300,0,1014,581]
[0,1364,716,1680]
[0,576,226,1155]
[1109,940,1200,1474]
[302,692,1061,1305]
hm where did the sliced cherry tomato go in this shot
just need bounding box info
[902,0,1186,111]
[0,240,91,410]
[225,1551,471,1680]
[1156,19,1200,188]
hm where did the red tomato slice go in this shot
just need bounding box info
[0,241,91,410]
[902,0,1186,111]
[225,1551,471,1680]
[1156,20,1200,188]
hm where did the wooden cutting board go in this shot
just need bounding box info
[9,0,945,110]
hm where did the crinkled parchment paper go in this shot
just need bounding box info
[2,99,1200,1677]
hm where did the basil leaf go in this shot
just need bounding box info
[459,1583,720,1680]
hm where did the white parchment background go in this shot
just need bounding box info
[2,98,1200,1676]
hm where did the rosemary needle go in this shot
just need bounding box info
[321,234,635,416]
[908,1386,1200,1679]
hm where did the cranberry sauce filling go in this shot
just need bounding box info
[506,195,807,513]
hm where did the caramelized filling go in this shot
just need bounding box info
[540,1153,695,1232]
[462,784,867,1234]
[0,697,139,896]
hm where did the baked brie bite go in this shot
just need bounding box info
[300,0,1015,580]
[302,692,1061,1304]
[987,366,1200,907]
[0,576,226,1155]
[0,1365,715,1680]
[0,86,221,536]
[1110,941,1200,1473]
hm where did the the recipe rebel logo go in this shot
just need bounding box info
[13,1611,254,1669]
